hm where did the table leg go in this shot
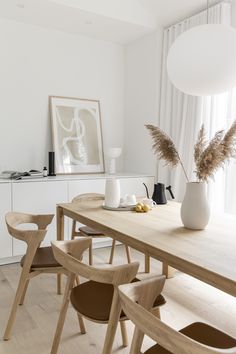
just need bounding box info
[57,206,64,241]
[57,206,65,295]
[57,274,62,295]
[162,262,175,279]
[144,254,150,273]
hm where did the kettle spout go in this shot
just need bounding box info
[143,183,150,199]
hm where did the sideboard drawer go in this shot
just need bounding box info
[12,180,68,256]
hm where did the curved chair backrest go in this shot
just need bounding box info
[72,193,105,204]
[118,278,236,354]
[51,239,139,286]
[5,212,54,245]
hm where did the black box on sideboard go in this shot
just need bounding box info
[48,151,56,176]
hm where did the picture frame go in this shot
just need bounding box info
[50,96,105,174]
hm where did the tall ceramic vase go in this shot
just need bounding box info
[181,182,210,230]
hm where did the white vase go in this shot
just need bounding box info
[181,182,210,230]
[105,178,120,208]
[107,147,122,174]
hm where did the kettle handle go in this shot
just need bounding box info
[166,185,175,199]
[143,183,150,199]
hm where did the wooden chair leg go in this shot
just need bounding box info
[144,254,150,273]
[51,274,76,354]
[57,274,62,295]
[71,220,76,240]
[75,275,80,286]
[102,290,122,354]
[130,308,161,354]
[73,276,86,334]
[108,239,116,264]
[130,327,144,354]
[19,279,30,306]
[89,243,93,266]
[120,321,128,347]
[3,275,29,340]
[77,313,86,334]
[125,245,131,264]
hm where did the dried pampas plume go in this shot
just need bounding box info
[194,125,206,166]
[145,124,189,181]
[194,121,236,182]
[221,120,236,159]
[195,129,224,181]
[145,124,178,166]
[146,121,236,183]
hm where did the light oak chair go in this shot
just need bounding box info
[3,212,65,341]
[118,277,236,354]
[50,238,166,354]
[71,193,131,265]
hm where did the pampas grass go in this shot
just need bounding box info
[194,121,236,181]
[221,120,236,159]
[194,125,206,166]
[146,121,236,183]
[145,124,189,181]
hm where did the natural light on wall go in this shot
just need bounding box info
[202,90,236,215]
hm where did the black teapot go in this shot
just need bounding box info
[143,182,174,204]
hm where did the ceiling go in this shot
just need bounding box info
[138,0,220,28]
[0,0,221,44]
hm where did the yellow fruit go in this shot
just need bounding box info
[135,205,142,212]
[136,202,144,208]
[142,204,151,212]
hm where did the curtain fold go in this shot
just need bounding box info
[158,1,235,214]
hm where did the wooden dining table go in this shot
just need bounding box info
[56,200,236,297]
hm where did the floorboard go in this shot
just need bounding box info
[0,245,235,353]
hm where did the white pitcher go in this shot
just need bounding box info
[105,178,120,208]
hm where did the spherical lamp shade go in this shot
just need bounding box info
[167,24,236,96]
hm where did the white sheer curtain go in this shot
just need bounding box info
[158,1,236,214]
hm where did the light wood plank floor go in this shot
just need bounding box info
[0,245,235,354]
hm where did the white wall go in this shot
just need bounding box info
[0,19,124,172]
[3,5,235,177]
[232,0,236,26]
[124,30,163,175]
[124,1,236,177]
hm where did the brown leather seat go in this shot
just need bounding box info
[144,322,236,354]
[79,226,104,236]
[70,278,166,322]
[20,246,60,268]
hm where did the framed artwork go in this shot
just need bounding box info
[50,96,105,174]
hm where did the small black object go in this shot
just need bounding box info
[152,183,175,204]
[48,151,56,176]
[43,166,48,177]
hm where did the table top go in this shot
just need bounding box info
[58,201,236,297]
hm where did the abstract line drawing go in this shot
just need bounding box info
[50,96,104,174]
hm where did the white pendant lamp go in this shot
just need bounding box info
[167,1,236,96]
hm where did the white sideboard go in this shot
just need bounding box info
[0,173,154,265]
[0,182,12,259]
[12,180,68,257]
